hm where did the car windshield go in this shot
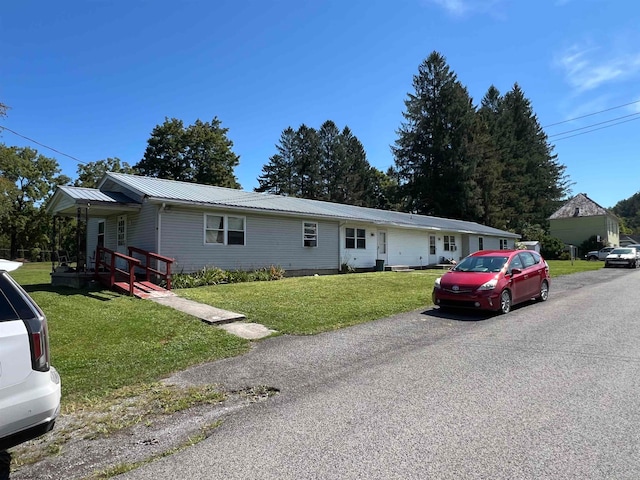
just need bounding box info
[611,248,632,254]
[453,255,508,273]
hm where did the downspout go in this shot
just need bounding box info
[158,203,167,255]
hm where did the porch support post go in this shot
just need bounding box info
[76,207,82,271]
[51,216,57,273]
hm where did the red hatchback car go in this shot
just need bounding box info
[432,250,550,314]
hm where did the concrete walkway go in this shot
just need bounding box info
[148,292,276,340]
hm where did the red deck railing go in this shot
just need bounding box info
[95,246,174,295]
[127,246,174,290]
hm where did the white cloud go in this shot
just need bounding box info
[555,43,640,93]
[426,0,504,17]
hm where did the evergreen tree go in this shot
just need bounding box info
[318,120,344,202]
[392,51,481,220]
[292,125,322,199]
[476,85,508,228]
[257,122,389,208]
[497,84,571,231]
[256,127,297,195]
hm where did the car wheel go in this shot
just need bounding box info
[538,280,549,302]
[588,256,597,261]
[499,289,511,314]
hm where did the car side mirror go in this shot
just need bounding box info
[510,268,522,275]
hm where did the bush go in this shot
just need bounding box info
[579,235,605,255]
[172,265,285,289]
[540,235,566,260]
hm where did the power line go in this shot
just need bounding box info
[543,99,640,128]
[551,116,640,142]
[0,125,86,164]
[2,97,640,164]
[548,111,640,138]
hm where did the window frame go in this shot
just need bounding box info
[345,227,366,249]
[478,236,484,251]
[204,213,246,246]
[444,235,457,252]
[499,238,509,250]
[303,221,318,248]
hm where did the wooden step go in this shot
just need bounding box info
[135,281,168,292]
[113,281,151,299]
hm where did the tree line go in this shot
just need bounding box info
[3,50,639,261]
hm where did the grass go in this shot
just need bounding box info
[178,271,439,335]
[546,258,603,276]
[9,263,249,405]
[9,259,602,402]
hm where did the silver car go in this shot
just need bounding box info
[604,248,639,268]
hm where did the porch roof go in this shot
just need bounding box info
[46,186,141,217]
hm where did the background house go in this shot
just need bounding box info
[619,235,640,247]
[549,193,620,248]
[48,173,520,276]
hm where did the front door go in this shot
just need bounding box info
[377,230,388,264]
[429,235,437,264]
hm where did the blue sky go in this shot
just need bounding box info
[1,0,639,209]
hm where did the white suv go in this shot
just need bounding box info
[0,260,61,453]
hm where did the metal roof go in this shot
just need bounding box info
[100,173,519,238]
[58,185,138,204]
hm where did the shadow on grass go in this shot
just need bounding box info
[23,283,123,301]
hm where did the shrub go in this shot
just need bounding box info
[172,265,285,289]
[540,235,566,260]
[579,235,605,256]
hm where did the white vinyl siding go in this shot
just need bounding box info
[159,208,338,272]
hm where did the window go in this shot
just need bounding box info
[97,221,105,248]
[444,235,456,251]
[509,254,523,270]
[205,214,245,246]
[478,237,484,251]
[429,235,436,255]
[117,216,126,247]
[227,216,245,245]
[500,238,509,250]
[346,228,366,249]
[303,222,318,247]
[519,251,536,268]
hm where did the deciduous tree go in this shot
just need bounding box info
[0,145,70,259]
[135,117,241,188]
[74,157,136,188]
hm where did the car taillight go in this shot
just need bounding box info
[23,317,51,372]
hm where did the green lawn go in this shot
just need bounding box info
[546,259,603,276]
[10,264,249,405]
[178,270,440,335]
[8,259,602,404]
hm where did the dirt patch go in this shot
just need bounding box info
[9,386,278,480]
